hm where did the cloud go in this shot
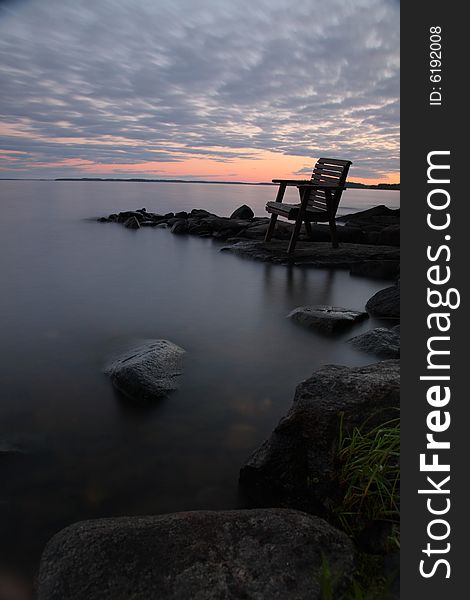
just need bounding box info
[0,0,399,180]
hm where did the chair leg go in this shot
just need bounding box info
[288,216,304,254]
[265,214,278,242]
[329,217,339,248]
[265,183,286,243]
[304,219,313,239]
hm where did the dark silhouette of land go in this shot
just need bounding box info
[0,177,399,189]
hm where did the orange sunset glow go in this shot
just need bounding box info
[0,0,399,183]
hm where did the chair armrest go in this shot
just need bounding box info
[272,179,310,185]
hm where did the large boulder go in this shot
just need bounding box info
[230,204,254,220]
[366,282,400,318]
[288,305,368,334]
[348,326,400,358]
[338,205,399,226]
[37,509,354,600]
[240,360,400,514]
[105,340,184,401]
[336,206,400,247]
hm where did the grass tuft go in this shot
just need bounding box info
[335,411,400,548]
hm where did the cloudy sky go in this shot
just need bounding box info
[0,0,399,183]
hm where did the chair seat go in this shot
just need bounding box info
[266,201,329,222]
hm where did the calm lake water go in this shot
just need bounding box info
[0,181,399,573]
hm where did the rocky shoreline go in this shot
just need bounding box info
[97,203,400,279]
[30,203,401,598]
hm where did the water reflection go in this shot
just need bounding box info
[262,263,335,302]
[0,181,397,574]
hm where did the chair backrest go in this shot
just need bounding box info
[306,158,352,213]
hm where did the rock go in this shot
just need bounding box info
[230,204,254,220]
[331,225,367,244]
[104,340,184,401]
[349,260,399,280]
[124,216,140,229]
[212,230,230,240]
[336,206,400,246]
[97,216,109,223]
[144,212,165,222]
[337,205,399,224]
[174,211,188,219]
[170,220,189,234]
[221,240,399,268]
[116,211,146,224]
[190,209,213,218]
[163,212,175,219]
[288,305,368,334]
[237,221,292,240]
[376,224,400,246]
[366,282,400,318]
[37,509,354,600]
[240,360,400,514]
[188,222,213,236]
[348,327,400,358]
[237,223,271,239]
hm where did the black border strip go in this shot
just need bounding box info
[401,2,466,595]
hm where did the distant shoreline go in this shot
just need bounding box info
[0,177,400,190]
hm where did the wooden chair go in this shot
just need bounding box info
[264,157,352,254]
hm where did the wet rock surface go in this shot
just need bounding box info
[348,325,400,358]
[288,305,368,334]
[366,282,400,318]
[37,509,355,600]
[104,340,185,402]
[221,240,399,269]
[240,360,400,514]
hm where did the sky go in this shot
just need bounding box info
[0,0,399,183]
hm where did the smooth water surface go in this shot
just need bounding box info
[0,181,399,572]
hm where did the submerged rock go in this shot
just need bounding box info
[240,360,400,514]
[366,282,400,318]
[230,204,254,220]
[104,340,184,401]
[348,326,400,358]
[37,509,354,600]
[288,305,368,334]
